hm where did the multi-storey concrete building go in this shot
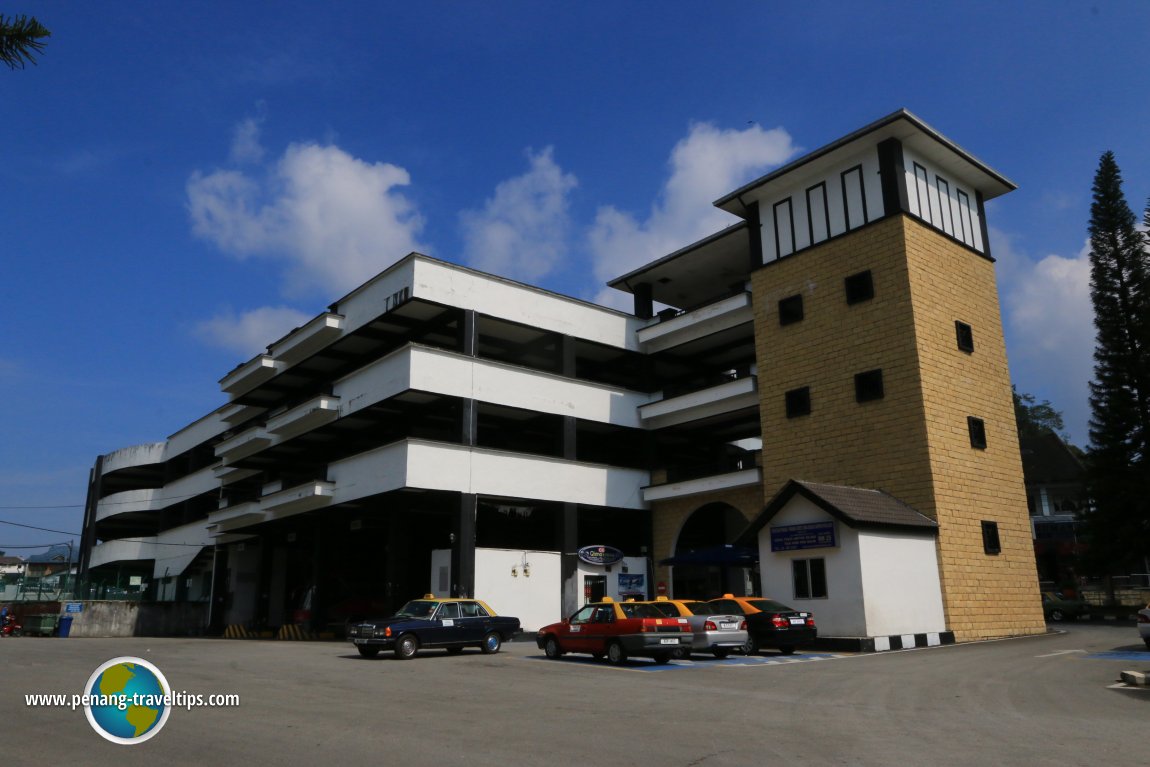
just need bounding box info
[80,110,1046,641]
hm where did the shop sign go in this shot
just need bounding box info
[770,521,837,552]
[577,545,624,566]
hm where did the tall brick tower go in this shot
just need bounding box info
[714,110,1045,641]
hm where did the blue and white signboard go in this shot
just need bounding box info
[65,602,84,613]
[770,521,837,552]
[577,545,625,567]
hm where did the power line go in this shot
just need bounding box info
[0,520,80,535]
[0,541,73,549]
[0,504,83,510]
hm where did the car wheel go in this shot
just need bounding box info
[779,646,796,655]
[1050,609,1066,622]
[544,636,563,659]
[395,634,419,660]
[446,646,464,655]
[356,645,381,658]
[652,652,672,664]
[713,649,731,659]
[742,636,759,656]
[482,631,502,654]
[606,641,627,665]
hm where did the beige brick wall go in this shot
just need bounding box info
[749,214,1044,641]
[650,486,761,596]
[902,221,1045,639]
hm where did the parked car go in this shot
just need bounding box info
[708,594,816,655]
[1041,591,1089,622]
[641,598,748,659]
[536,597,692,664]
[1138,604,1150,649]
[347,596,520,659]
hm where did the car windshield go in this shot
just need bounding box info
[394,600,438,619]
[679,601,714,615]
[746,599,798,613]
[647,602,680,617]
[619,603,663,618]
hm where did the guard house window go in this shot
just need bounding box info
[844,270,874,305]
[778,294,804,326]
[968,416,987,449]
[785,387,811,419]
[956,321,974,353]
[981,521,1001,555]
[793,558,827,599]
[854,369,884,403]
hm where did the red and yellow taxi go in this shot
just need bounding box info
[708,594,816,655]
[536,597,692,664]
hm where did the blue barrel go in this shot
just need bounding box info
[57,615,73,638]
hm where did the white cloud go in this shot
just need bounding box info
[230,116,266,164]
[995,228,1094,445]
[187,141,427,299]
[589,122,798,308]
[194,306,314,357]
[459,147,577,282]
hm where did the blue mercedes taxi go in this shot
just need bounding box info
[347,595,521,659]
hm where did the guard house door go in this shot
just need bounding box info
[585,575,606,603]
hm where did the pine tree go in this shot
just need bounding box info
[1082,152,1150,573]
[0,14,50,70]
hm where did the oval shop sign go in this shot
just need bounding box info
[577,545,624,567]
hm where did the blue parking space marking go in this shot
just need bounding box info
[1083,651,1150,662]
[523,652,843,672]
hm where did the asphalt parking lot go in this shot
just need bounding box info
[2,623,1147,767]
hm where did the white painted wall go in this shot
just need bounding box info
[758,147,884,263]
[430,548,562,632]
[576,556,648,607]
[413,258,643,350]
[335,344,652,429]
[857,530,946,636]
[100,442,167,475]
[757,496,866,635]
[756,494,945,637]
[902,146,984,253]
[330,439,648,510]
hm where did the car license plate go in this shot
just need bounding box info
[659,638,678,645]
[354,638,368,644]
[788,618,805,626]
[720,622,737,630]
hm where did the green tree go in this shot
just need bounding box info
[1012,386,1067,441]
[0,14,50,70]
[1081,152,1150,574]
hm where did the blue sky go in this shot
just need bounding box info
[3,1,1149,552]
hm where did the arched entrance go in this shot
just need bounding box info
[670,503,752,598]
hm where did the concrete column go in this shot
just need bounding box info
[452,493,477,598]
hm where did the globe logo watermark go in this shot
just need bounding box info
[82,657,172,744]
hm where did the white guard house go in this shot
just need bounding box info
[738,480,952,651]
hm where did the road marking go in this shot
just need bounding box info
[1083,650,1150,662]
[523,652,844,672]
[1035,649,1086,658]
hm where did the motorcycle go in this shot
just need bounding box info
[1,613,22,637]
